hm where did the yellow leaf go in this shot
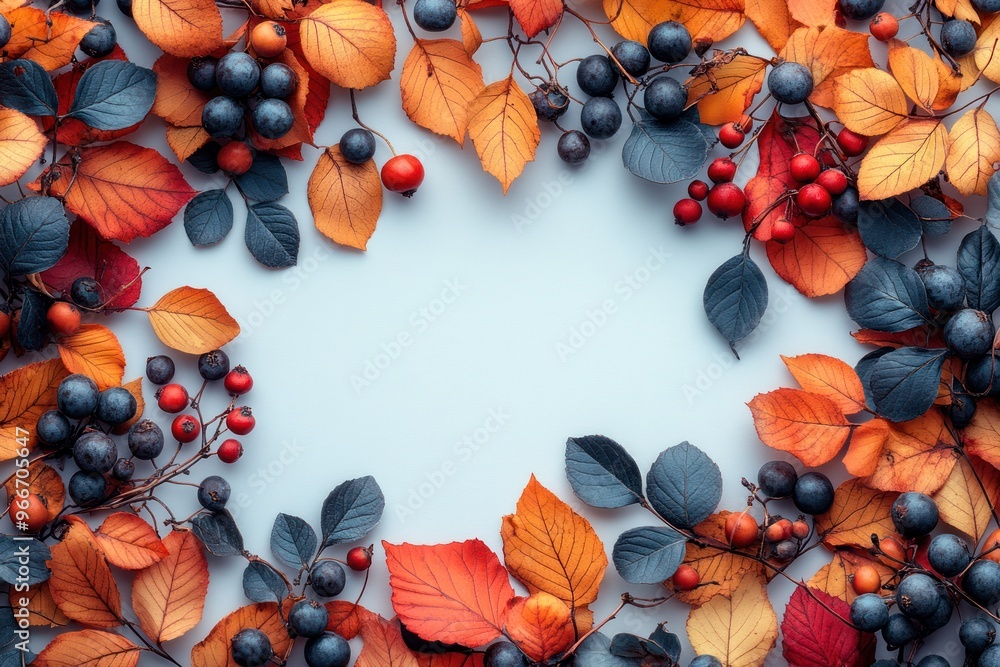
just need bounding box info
[603,0,673,44]
[0,108,46,187]
[57,324,125,391]
[165,124,210,163]
[457,9,482,55]
[308,145,383,250]
[815,479,899,549]
[787,0,835,27]
[501,476,607,608]
[781,25,874,108]
[687,575,777,667]
[467,76,540,194]
[300,0,396,89]
[667,0,746,43]
[807,549,894,603]
[34,629,140,667]
[887,40,940,111]
[938,0,980,23]
[865,411,959,495]
[976,17,1000,83]
[133,530,209,642]
[400,39,484,144]
[745,0,797,52]
[146,287,240,354]
[0,358,67,457]
[832,68,907,137]
[780,353,866,415]
[933,456,1000,541]
[947,108,1000,196]
[133,0,223,57]
[686,53,768,125]
[857,119,949,200]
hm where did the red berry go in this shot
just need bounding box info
[738,114,753,132]
[157,384,189,413]
[217,142,253,176]
[764,518,793,543]
[46,302,81,337]
[707,157,737,183]
[224,366,253,395]
[171,414,200,443]
[346,545,373,571]
[673,198,703,226]
[789,152,821,183]
[218,438,244,463]
[672,564,700,591]
[725,512,759,548]
[380,154,424,196]
[816,169,849,195]
[796,183,833,217]
[688,180,709,201]
[226,406,256,435]
[837,128,869,157]
[771,218,796,243]
[791,520,810,540]
[706,183,746,219]
[718,122,745,149]
[869,12,899,41]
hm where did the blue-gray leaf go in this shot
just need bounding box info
[270,513,318,568]
[703,253,768,349]
[845,257,929,332]
[565,435,643,508]
[0,607,15,648]
[246,202,299,268]
[958,225,1000,314]
[648,625,681,662]
[192,511,244,557]
[857,199,921,258]
[0,60,57,117]
[184,189,233,247]
[0,197,71,276]
[646,441,722,529]
[234,153,288,202]
[622,113,708,184]
[0,537,50,586]
[16,289,50,352]
[612,526,686,584]
[0,649,32,667]
[855,347,894,413]
[68,61,156,131]
[871,347,949,422]
[321,476,385,546]
[910,195,951,237]
[243,560,288,603]
[575,632,643,667]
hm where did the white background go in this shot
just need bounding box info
[4,0,968,663]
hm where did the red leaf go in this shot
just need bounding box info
[781,587,870,667]
[46,47,138,145]
[508,0,562,37]
[40,222,143,310]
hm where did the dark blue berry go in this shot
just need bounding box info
[768,62,814,105]
[757,460,797,498]
[961,617,996,652]
[252,99,293,139]
[964,560,1000,606]
[974,0,1000,11]
[202,96,243,139]
[916,656,949,667]
[116,0,132,16]
[892,492,939,538]
[928,533,971,577]
[111,457,134,482]
[340,128,376,164]
[188,57,218,92]
[896,573,941,619]
[882,613,921,648]
[611,40,650,76]
[850,593,889,632]
[198,349,230,381]
[70,277,102,308]
[982,646,1000,667]
[967,353,1000,395]
[68,471,107,506]
[96,386,137,425]
[289,599,329,638]
[57,374,99,419]
[576,55,619,97]
[304,632,350,667]
[832,186,859,223]
[63,0,98,16]
[216,52,260,97]
[838,0,884,19]
[231,628,273,667]
[945,309,995,358]
[942,20,977,57]
[197,475,231,511]
[557,131,590,165]
[146,355,175,385]
[0,15,10,49]
[918,264,965,312]
[792,471,834,515]
[580,97,622,139]
[73,430,117,473]
[644,77,686,121]
[80,18,116,58]
[647,21,691,63]
[530,85,568,122]
[128,419,164,460]
[484,641,528,667]
[920,593,952,632]
[413,0,457,32]
[36,410,72,448]
[951,379,978,428]
[688,658,723,667]
[310,560,346,597]
[260,63,297,99]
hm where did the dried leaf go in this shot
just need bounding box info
[146,286,240,354]
[0,107,47,187]
[191,603,293,667]
[4,461,64,521]
[947,108,1000,196]
[857,119,949,200]
[6,8,95,70]
[34,629,140,667]
[933,455,1000,541]
[467,76,540,193]
[807,549,893,603]
[787,0,835,27]
[308,145,383,250]
[509,0,562,37]
[152,55,211,127]
[133,529,209,642]
[300,0,396,89]
[401,39,484,144]
[781,354,866,414]
[745,0,796,51]
[865,410,958,495]
[815,479,899,549]
[133,0,223,57]
[765,217,867,298]
[0,359,68,457]
[748,388,852,467]
[56,324,125,390]
[94,513,169,570]
[686,53,768,125]
[602,0,672,44]
[687,575,778,667]
[47,517,122,628]
[832,68,908,137]
[887,40,941,112]
[505,593,575,663]
[843,418,889,477]
[668,511,764,606]
[781,25,874,108]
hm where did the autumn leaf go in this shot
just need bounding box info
[781,587,871,667]
[976,17,1000,84]
[857,119,949,201]
[34,629,141,667]
[300,0,396,89]
[191,603,293,667]
[152,55,212,127]
[45,142,197,243]
[865,410,958,495]
[966,401,1000,469]
[400,39,484,144]
[807,549,893,603]
[468,77,540,194]
[384,539,515,647]
[458,9,483,54]
[308,145,383,250]
[93,513,169,570]
[933,455,1000,541]
[6,8,95,70]
[765,217,867,297]
[133,529,209,642]
[4,461,64,521]
[832,69,908,137]
[687,575,778,667]
[326,601,378,640]
[843,418,889,477]
[887,40,941,112]
[165,124,211,162]
[781,25,874,108]
[602,0,673,43]
[22,581,70,627]
[41,222,143,311]
[47,517,122,629]
[815,479,898,550]
[0,108,46,187]
[686,53,768,125]
[748,388,852,467]
[146,287,240,354]
[508,0,562,37]
[56,324,126,390]
[781,354,867,415]
[745,0,797,51]
[947,109,1000,196]
[133,0,224,57]
[504,593,575,663]
[938,0,980,21]
[356,614,421,667]
[787,0,835,26]
[501,475,606,608]
[417,655,486,667]
[668,511,764,606]
[0,358,68,457]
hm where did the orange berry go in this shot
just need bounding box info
[981,528,1000,563]
[46,301,81,337]
[869,12,899,41]
[725,511,759,548]
[218,142,253,176]
[672,564,700,591]
[764,518,793,543]
[791,519,810,540]
[251,21,287,58]
[852,564,882,595]
[9,493,48,533]
[877,535,907,568]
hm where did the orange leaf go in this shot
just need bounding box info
[807,549,893,603]
[686,53,768,125]
[851,328,943,349]
[110,377,145,436]
[4,461,65,521]
[602,0,672,44]
[47,517,122,628]
[300,0,396,89]
[748,388,852,467]
[938,0,980,21]
[133,529,209,642]
[832,68,908,137]
[133,0,223,57]
[152,55,212,127]
[887,40,941,111]
[500,475,606,608]
[505,593,575,663]
[745,0,797,51]
[857,119,949,201]
[0,108,46,187]
[165,124,210,162]
[19,581,70,627]
[976,16,1000,83]
[417,654,485,667]
[384,539,515,647]
[191,603,293,667]
[765,216,867,297]
[946,108,1000,196]
[843,418,889,477]
[966,400,1000,469]
[308,145,383,250]
[687,575,777,667]
[458,9,482,55]
[45,142,197,243]
[667,511,764,606]
[781,354,866,414]
[509,0,562,37]
[400,39,485,144]
[34,629,140,667]
[326,601,378,640]
[781,25,874,108]
[6,8,95,70]
[0,358,68,457]
[146,286,240,354]
[666,0,746,42]
[865,410,958,495]
[467,76,540,194]
[356,615,421,667]
[787,0,835,27]
[933,455,1000,542]
[56,324,125,390]
[94,512,169,570]
[815,479,899,549]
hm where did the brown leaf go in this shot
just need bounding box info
[0,108,47,187]
[34,629,140,667]
[864,410,958,495]
[0,358,68,457]
[745,0,797,51]
[94,512,169,570]
[815,479,899,550]
[807,549,893,603]
[668,511,765,606]
[133,529,209,642]
[308,145,383,250]
[933,455,1000,541]
[686,53,768,125]
[47,517,122,629]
